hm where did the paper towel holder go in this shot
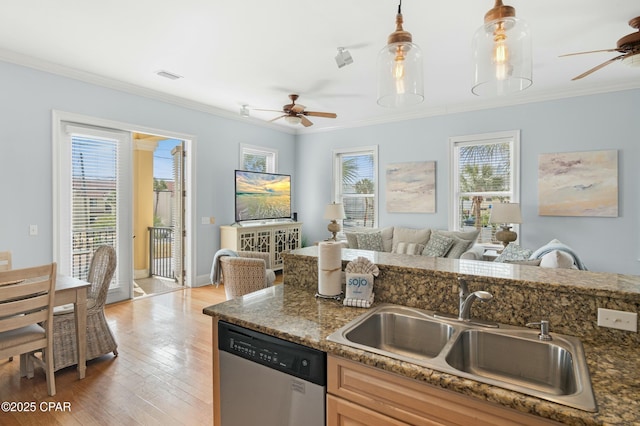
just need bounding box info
[315,291,343,301]
[324,202,346,241]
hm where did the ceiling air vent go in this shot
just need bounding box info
[155,70,183,80]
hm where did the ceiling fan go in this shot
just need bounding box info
[255,94,337,127]
[561,16,640,80]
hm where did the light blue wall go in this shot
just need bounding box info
[296,89,640,275]
[0,61,296,282]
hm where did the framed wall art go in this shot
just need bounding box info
[538,149,618,217]
[386,161,436,213]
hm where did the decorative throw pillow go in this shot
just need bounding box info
[392,227,431,252]
[443,236,473,259]
[355,232,384,252]
[540,250,576,269]
[422,234,454,257]
[434,229,480,243]
[493,244,533,263]
[344,232,359,249]
[392,242,425,255]
[504,259,542,266]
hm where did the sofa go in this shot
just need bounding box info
[341,226,483,260]
[492,239,588,270]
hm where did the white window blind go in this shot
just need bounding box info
[333,146,378,230]
[449,131,520,245]
[61,123,128,286]
[172,143,184,283]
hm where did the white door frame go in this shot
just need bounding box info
[52,110,197,299]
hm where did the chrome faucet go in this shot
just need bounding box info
[458,277,493,321]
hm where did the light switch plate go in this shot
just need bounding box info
[29,224,38,236]
[597,308,637,332]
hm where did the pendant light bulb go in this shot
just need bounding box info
[492,24,510,80]
[393,46,406,93]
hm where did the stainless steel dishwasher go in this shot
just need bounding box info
[218,321,326,426]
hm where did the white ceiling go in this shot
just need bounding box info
[1,0,639,133]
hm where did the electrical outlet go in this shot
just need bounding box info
[597,308,637,332]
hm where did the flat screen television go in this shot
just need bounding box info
[234,170,291,222]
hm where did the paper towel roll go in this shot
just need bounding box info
[318,241,342,296]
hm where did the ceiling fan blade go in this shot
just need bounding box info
[300,116,313,127]
[571,54,626,80]
[268,115,287,122]
[559,48,621,57]
[253,108,284,113]
[304,111,337,119]
[291,104,305,113]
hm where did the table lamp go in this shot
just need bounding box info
[489,203,522,250]
[323,202,345,241]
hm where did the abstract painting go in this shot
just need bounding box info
[386,161,436,213]
[538,150,618,217]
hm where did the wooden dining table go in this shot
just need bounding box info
[53,275,91,379]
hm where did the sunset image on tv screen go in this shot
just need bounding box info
[235,171,291,221]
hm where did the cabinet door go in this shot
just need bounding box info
[327,395,414,426]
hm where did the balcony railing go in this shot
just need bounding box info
[72,228,116,281]
[148,226,175,279]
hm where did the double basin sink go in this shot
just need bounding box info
[327,304,597,412]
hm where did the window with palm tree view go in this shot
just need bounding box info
[333,146,378,231]
[450,131,520,245]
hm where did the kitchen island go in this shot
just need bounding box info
[203,247,640,425]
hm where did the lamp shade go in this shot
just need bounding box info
[377,41,424,107]
[489,203,522,225]
[377,6,424,108]
[323,203,346,220]
[471,4,532,96]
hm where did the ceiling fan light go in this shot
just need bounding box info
[377,2,424,108]
[284,115,302,125]
[472,2,532,96]
[622,52,640,68]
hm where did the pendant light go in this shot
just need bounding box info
[377,0,424,108]
[472,0,532,96]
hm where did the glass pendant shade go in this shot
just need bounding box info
[377,41,424,107]
[472,16,532,96]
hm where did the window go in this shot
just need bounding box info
[333,146,378,230]
[240,144,278,172]
[449,131,520,245]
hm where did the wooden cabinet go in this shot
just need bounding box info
[327,355,559,426]
[220,222,302,271]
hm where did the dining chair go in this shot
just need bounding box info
[219,251,276,300]
[0,262,57,396]
[50,245,119,371]
[0,251,13,362]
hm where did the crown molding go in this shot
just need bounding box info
[0,48,296,136]
[2,48,638,137]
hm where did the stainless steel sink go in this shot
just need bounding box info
[445,329,580,396]
[343,307,453,359]
[327,304,597,412]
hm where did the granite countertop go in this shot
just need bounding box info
[204,284,640,426]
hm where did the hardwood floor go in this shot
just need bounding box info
[0,285,227,425]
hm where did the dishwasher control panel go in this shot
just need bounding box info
[218,321,326,386]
